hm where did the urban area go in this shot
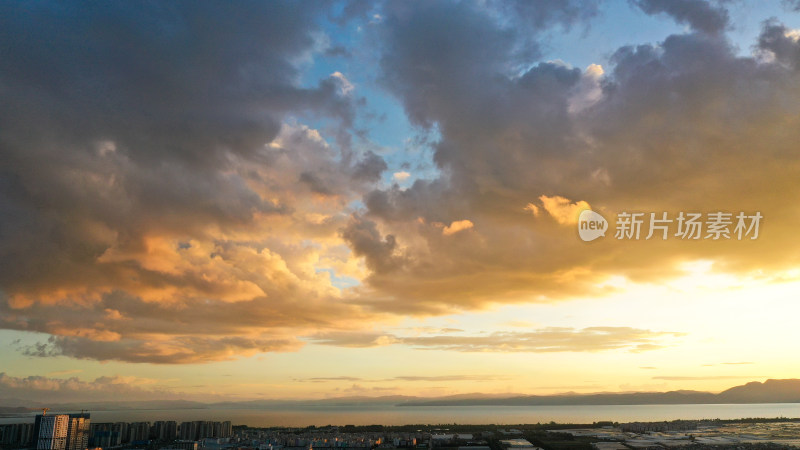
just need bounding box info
[5,412,800,450]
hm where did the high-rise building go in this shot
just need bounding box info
[114,422,129,444]
[151,421,178,441]
[197,422,212,440]
[34,414,69,450]
[0,422,34,447]
[221,421,231,438]
[212,421,232,439]
[66,413,91,450]
[89,423,113,448]
[89,421,130,447]
[179,422,197,441]
[127,422,150,442]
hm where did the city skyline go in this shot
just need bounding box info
[2,0,800,403]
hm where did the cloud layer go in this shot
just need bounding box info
[2,0,800,364]
[351,0,800,314]
[0,372,181,403]
[311,327,683,353]
[0,2,379,363]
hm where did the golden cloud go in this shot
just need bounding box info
[442,220,475,235]
[2,1,800,366]
[538,195,591,225]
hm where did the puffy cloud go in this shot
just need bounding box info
[330,71,355,96]
[442,220,474,235]
[568,64,606,114]
[0,372,181,403]
[353,152,389,182]
[523,203,541,216]
[0,1,383,363]
[340,216,403,273]
[758,21,800,68]
[393,171,411,181]
[538,195,591,225]
[633,0,729,34]
[344,4,800,316]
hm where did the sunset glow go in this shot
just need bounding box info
[2,0,800,407]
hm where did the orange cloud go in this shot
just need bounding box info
[538,195,591,225]
[442,220,474,235]
[310,327,683,353]
[3,1,800,369]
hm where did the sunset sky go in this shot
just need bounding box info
[3,0,800,404]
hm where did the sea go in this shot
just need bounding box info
[3,404,800,427]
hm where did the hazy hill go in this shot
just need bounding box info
[717,379,800,403]
[399,379,800,406]
[3,379,799,412]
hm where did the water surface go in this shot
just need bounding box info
[4,403,800,427]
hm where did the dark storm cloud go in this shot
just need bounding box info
[633,0,729,34]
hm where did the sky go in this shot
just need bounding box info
[3,0,800,404]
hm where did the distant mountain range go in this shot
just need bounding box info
[398,379,800,406]
[0,399,208,415]
[2,379,800,413]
